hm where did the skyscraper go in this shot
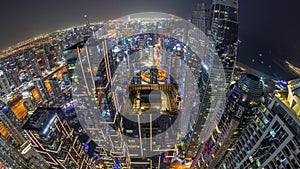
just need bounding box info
[7,68,22,88]
[55,42,64,61]
[22,108,93,169]
[150,66,158,84]
[71,43,132,168]
[211,0,239,85]
[0,70,12,95]
[48,76,61,98]
[31,58,43,77]
[62,72,71,85]
[186,0,239,159]
[220,78,300,169]
[0,100,26,145]
[190,74,264,168]
[42,52,51,70]
[22,90,38,114]
[0,134,28,169]
[18,54,33,82]
[191,3,212,35]
[0,101,49,169]
[33,78,51,102]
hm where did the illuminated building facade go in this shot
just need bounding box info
[184,34,225,159]
[31,57,43,77]
[0,100,26,145]
[48,76,61,98]
[0,101,49,169]
[150,66,159,84]
[0,134,29,169]
[42,52,51,70]
[22,90,38,114]
[211,0,239,85]
[191,3,211,35]
[22,108,93,169]
[7,68,22,88]
[219,78,300,169]
[17,54,33,82]
[190,74,264,168]
[0,70,12,95]
[185,0,239,159]
[55,42,64,61]
[33,78,51,102]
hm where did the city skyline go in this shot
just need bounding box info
[0,0,299,80]
[0,0,300,61]
[0,0,300,168]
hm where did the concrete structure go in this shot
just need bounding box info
[211,0,239,85]
[33,78,50,102]
[190,74,264,168]
[191,3,211,35]
[22,108,93,169]
[0,70,12,95]
[220,78,300,169]
[22,90,37,114]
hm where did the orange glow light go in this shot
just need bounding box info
[0,122,9,138]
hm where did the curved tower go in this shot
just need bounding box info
[191,74,264,168]
[211,0,239,85]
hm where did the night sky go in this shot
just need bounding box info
[0,0,299,79]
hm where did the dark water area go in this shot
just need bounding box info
[239,59,296,81]
[238,51,299,81]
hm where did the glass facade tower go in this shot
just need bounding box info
[211,0,239,85]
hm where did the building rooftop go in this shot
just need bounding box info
[212,0,239,8]
[275,78,300,119]
[288,78,300,95]
[22,108,61,133]
[237,73,264,97]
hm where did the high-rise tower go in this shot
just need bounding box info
[48,76,61,98]
[191,3,212,35]
[7,68,22,88]
[42,52,51,70]
[33,78,51,102]
[186,0,239,158]
[190,74,264,168]
[22,108,93,169]
[220,78,300,169]
[22,91,38,114]
[31,58,43,77]
[0,134,28,169]
[0,101,49,169]
[0,100,26,145]
[211,0,239,85]
[0,70,12,95]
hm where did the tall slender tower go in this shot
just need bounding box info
[191,3,212,35]
[185,0,239,157]
[22,108,94,169]
[0,70,12,95]
[42,52,51,70]
[33,78,51,102]
[48,76,61,98]
[7,68,22,88]
[22,91,37,114]
[0,101,49,169]
[0,134,28,169]
[0,100,26,145]
[31,58,43,77]
[190,74,264,169]
[211,0,239,85]
[220,78,300,169]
